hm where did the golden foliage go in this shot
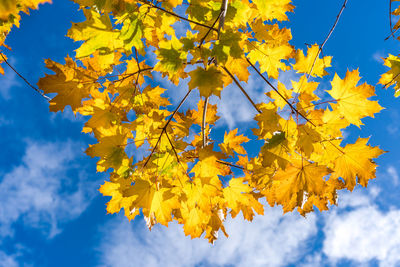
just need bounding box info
[0,0,385,243]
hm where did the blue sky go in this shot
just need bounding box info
[1,0,400,266]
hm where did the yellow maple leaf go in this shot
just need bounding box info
[223,177,263,219]
[219,129,250,156]
[252,0,294,21]
[154,37,187,85]
[266,161,331,212]
[291,75,320,107]
[331,138,385,190]
[188,66,225,98]
[327,69,383,127]
[86,132,130,172]
[292,44,332,77]
[37,57,99,112]
[266,81,293,109]
[247,41,292,79]
[131,179,179,227]
[188,98,220,126]
[379,54,400,96]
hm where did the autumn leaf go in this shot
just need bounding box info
[327,69,383,126]
[379,54,400,96]
[37,57,99,112]
[6,0,385,243]
[219,129,250,156]
[188,66,225,97]
[292,44,332,77]
[331,138,384,190]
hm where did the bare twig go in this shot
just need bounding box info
[202,97,209,147]
[216,160,246,171]
[386,0,399,40]
[246,58,316,127]
[143,90,192,167]
[218,0,229,38]
[141,0,218,32]
[164,131,180,162]
[199,11,223,48]
[0,52,51,101]
[222,66,262,114]
[308,0,347,79]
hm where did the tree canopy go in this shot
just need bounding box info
[1,0,397,243]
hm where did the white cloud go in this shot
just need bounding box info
[386,110,400,135]
[97,207,317,267]
[372,51,385,63]
[0,140,98,239]
[387,166,399,186]
[0,251,19,267]
[0,60,20,100]
[216,69,300,129]
[323,189,400,267]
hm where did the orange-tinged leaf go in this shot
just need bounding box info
[327,69,383,127]
[266,161,331,212]
[38,57,98,112]
[331,138,385,190]
[219,129,250,156]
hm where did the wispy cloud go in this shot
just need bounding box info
[0,251,19,267]
[97,207,317,267]
[387,165,399,186]
[0,58,20,100]
[372,50,385,63]
[323,188,400,266]
[0,140,98,239]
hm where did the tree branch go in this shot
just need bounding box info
[198,11,223,48]
[141,0,218,32]
[0,52,51,101]
[202,97,209,147]
[143,89,192,167]
[222,66,262,114]
[218,0,229,38]
[386,0,399,40]
[305,0,348,80]
[246,57,316,127]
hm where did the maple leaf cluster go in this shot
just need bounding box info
[1,0,384,243]
[380,0,400,96]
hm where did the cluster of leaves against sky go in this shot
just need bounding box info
[2,0,400,243]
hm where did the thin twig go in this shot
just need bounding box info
[202,97,209,147]
[385,0,400,40]
[218,0,229,38]
[246,58,316,127]
[143,90,192,167]
[216,160,246,171]
[164,131,180,162]
[0,52,51,101]
[390,0,394,35]
[305,0,348,80]
[199,11,223,48]
[141,0,218,32]
[222,66,262,114]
